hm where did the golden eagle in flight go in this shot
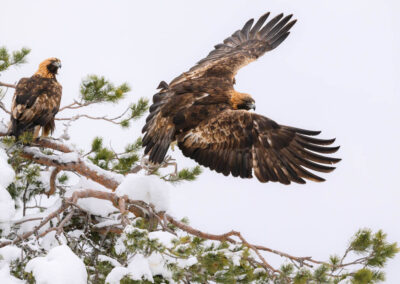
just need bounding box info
[142,12,340,184]
[8,58,62,139]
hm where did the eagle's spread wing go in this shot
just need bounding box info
[170,12,296,86]
[178,110,340,184]
[9,76,62,137]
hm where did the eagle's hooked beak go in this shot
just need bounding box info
[247,102,256,111]
[53,61,62,69]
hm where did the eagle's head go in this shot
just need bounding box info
[231,91,256,111]
[36,57,62,78]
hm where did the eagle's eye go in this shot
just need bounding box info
[47,60,62,74]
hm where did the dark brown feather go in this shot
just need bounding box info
[176,110,339,184]
[9,74,62,138]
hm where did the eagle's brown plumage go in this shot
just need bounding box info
[142,12,340,184]
[9,58,62,138]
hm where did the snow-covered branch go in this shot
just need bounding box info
[20,146,123,190]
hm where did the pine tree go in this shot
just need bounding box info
[0,47,398,283]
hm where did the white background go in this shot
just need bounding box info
[1,0,399,282]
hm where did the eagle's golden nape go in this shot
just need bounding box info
[8,58,62,139]
[142,12,340,185]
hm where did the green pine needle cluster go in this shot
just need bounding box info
[120,98,149,128]
[0,46,31,72]
[279,228,399,283]
[165,166,203,183]
[88,136,142,174]
[80,75,130,103]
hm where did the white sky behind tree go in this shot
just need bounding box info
[1,0,399,281]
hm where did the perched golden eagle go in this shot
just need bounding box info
[8,58,62,138]
[142,12,340,184]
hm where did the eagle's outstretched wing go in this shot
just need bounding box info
[178,110,340,184]
[170,12,296,87]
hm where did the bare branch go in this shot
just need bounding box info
[0,202,68,248]
[58,100,96,112]
[0,102,11,115]
[48,167,61,196]
[0,81,16,88]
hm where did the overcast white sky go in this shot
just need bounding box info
[1,0,400,281]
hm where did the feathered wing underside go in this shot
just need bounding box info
[178,110,340,184]
[9,76,62,137]
[142,88,176,164]
[170,12,296,86]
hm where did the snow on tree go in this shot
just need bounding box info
[0,47,398,283]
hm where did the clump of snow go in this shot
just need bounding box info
[65,178,117,217]
[105,254,153,283]
[93,219,120,228]
[37,169,52,192]
[115,174,170,211]
[59,152,80,163]
[98,255,121,267]
[148,231,177,249]
[105,267,130,284]
[68,229,84,239]
[0,246,22,263]
[177,256,198,269]
[105,252,175,283]
[24,147,79,164]
[25,245,87,284]
[0,265,24,284]
[0,123,7,135]
[0,149,15,188]
[0,188,15,231]
[0,150,16,235]
[84,160,124,184]
[147,253,172,279]
[39,231,67,251]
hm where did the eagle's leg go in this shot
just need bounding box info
[164,156,178,177]
[33,126,41,139]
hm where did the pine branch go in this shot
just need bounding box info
[2,186,394,283]
[0,46,31,72]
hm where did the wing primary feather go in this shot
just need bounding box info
[270,32,291,50]
[286,127,321,136]
[285,149,336,173]
[296,135,336,146]
[241,18,254,39]
[237,30,247,42]
[270,20,297,43]
[266,14,293,39]
[249,12,270,37]
[275,150,305,183]
[259,13,284,38]
[293,164,326,182]
[274,165,290,184]
[297,140,340,154]
[293,144,341,164]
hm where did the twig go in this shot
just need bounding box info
[0,203,68,248]
[48,167,61,196]
[0,102,11,114]
[0,81,16,88]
